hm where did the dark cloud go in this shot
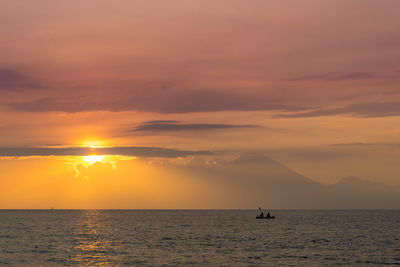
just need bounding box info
[286,72,376,81]
[44,143,68,147]
[0,69,42,91]
[332,143,400,147]
[0,146,213,158]
[8,91,304,113]
[280,102,400,118]
[143,120,179,124]
[154,91,293,113]
[131,120,258,132]
[8,97,109,113]
[331,143,375,147]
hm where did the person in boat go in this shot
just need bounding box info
[258,207,264,218]
[266,212,270,218]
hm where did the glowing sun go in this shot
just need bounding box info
[82,155,104,165]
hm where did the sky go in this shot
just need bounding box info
[1,0,400,208]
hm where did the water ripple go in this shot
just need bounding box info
[0,210,399,266]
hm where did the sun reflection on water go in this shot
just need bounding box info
[71,210,117,265]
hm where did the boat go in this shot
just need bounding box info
[256,215,275,219]
[256,207,275,219]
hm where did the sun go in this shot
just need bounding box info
[82,155,105,165]
[79,139,107,148]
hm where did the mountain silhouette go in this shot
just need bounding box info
[324,176,400,209]
[173,153,400,209]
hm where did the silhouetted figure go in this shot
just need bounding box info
[260,212,264,218]
[266,212,270,218]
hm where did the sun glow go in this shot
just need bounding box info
[82,155,105,165]
[80,139,107,148]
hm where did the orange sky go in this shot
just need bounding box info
[1,0,400,208]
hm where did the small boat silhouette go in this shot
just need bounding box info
[256,208,275,219]
[256,215,275,219]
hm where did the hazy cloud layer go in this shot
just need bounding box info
[286,72,377,81]
[0,146,213,158]
[2,1,400,116]
[280,102,400,118]
[131,120,258,132]
[331,142,400,147]
[7,92,304,114]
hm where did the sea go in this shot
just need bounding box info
[0,210,399,266]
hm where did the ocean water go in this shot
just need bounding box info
[0,210,399,266]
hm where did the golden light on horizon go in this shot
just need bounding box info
[80,139,107,148]
[82,155,105,165]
